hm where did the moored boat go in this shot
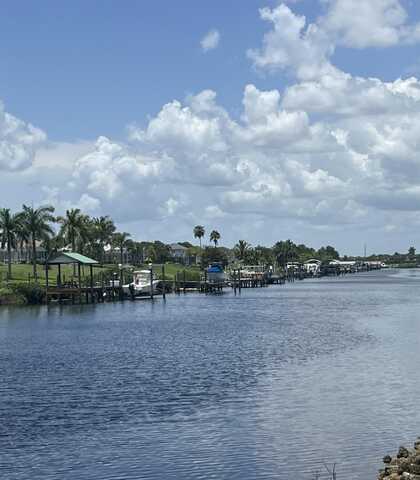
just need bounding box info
[123,270,161,296]
[206,263,226,283]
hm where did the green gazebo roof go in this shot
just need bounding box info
[47,252,99,265]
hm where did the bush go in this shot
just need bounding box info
[11,283,45,305]
[0,286,25,305]
[200,247,229,268]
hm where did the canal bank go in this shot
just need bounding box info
[0,258,386,307]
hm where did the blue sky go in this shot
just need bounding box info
[1,1,275,140]
[1,0,418,140]
[2,0,420,254]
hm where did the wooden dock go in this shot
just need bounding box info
[47,285,122,304]
[46,284,168,304]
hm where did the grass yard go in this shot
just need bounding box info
[157,263,201,281]
[0,262,201,286]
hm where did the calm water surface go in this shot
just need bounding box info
[1,269,420,479]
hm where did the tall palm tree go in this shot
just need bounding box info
[210,230,221,247]
[0,208,21,279]
[93,216,116,262]
[57,209,86,253]
[19,204,55,279]
[112,232,131,266]
[234,240,250,261]
[15,221,30,263]
[57,209,87,275]
[193,225,205,250]
[78,216,96,257]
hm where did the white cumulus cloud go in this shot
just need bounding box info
[247,4,338,80]
[320,0,420,48]
[4,1,420,250]
[200,29,220,52]
[0,101,46,171]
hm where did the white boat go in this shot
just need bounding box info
[123,270,161,296]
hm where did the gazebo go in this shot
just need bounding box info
[45,252,100,303]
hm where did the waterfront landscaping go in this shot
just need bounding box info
[0,262,201,304]
[1,205,418,306]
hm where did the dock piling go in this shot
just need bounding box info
[161,264,166,300]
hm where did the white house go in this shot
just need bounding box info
[169,243,189,263]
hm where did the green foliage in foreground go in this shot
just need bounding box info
[0,283,48,305]
[0,286,24,305]
[11,283,46,305]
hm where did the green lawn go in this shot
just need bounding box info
[0,261,201,286]
[0,263,109,286]
[156,263,201,281]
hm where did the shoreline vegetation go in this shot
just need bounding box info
[0,204,418,305]
[0,262,201,305]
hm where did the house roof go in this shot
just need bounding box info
[329,260,355,265]
[169,243,189,251]
[47,252,99,265]
[304,259,321,264]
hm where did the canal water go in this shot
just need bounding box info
[1,269,420,479]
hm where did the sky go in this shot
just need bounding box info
[2,0,420,255]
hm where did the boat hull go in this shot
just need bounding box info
[123,280,161,296]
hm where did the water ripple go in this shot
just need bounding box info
[1,270,419,479]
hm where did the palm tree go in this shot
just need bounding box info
[0,208,21,279]
[93,216,116,262]
[273,239,297,268]
[145,244,157,263]
[57,209,86,253]
[19,204,55,279]
[234,240,250,261]
[193,225,205,250]
[210,230,220,247]
[112,232,131,266]
[254,245,273,265]
[40,234,61,261]
[15,221,30,263]
[57,209,88,275]
[78,216,96,257]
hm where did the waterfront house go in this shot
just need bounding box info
[103,243,130,265]
[304,259,321,276]
[169,243,189,263]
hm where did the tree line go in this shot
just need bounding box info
[193,226,339,266]
[0,206,122,279]
[0,205,342,281]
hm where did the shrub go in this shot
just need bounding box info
[0,286,25,305]
[11,283,45,305]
